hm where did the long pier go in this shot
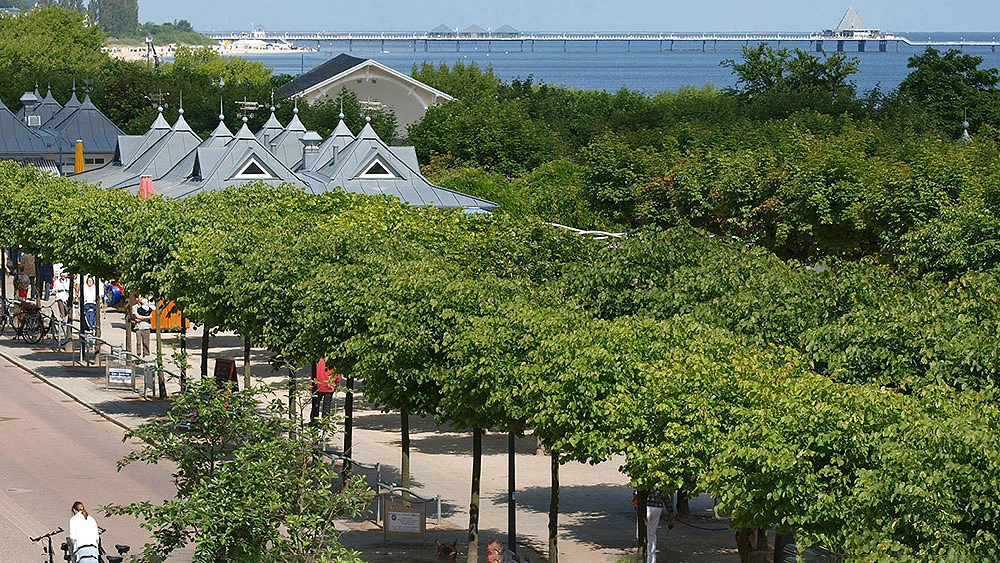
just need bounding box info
[206,31,1000,53]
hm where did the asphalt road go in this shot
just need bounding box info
[0,357,189,562]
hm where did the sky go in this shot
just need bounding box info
[137,1,1000,33]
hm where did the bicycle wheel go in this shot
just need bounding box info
[21,315,44,344]
[0,312,7,336]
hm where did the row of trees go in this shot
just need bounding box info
[2,163,1000,561]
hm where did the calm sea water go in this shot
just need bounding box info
[236,32,1000,95]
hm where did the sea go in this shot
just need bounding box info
[232,31,1000,96]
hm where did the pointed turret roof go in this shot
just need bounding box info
[75,107,203,187]
[268,108,308,168]
[302,117,497,210]
[51,95,124,154]
[837,6,873,32]
[155,125,304,198]
[304,116,354,171]
[256,106,284,144]
[0,98,52,153]
[46,87,81,129]
[206,117,234,147]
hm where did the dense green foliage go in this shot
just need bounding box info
[106,378,370,562]
[5,22,1000,562]
[89,0,138,37]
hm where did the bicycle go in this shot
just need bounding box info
[46,525,133,563]
[10,300,47,345]
[29,527,63,563]
[42,306,71,349]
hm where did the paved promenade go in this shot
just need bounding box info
[0,283,741,562]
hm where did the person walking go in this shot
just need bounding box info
[19,252,36,299]
[39,260,53,300]
[68,501,100,563]
[82,276,99,331]
[309,358,340,425]
[54,272,71,319]
[132,296,154,358]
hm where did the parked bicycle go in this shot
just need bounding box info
[29,527,63,563]
[31,525,132,563]
[0,298,15,337]
[10,300,47,344]
[43,306,71,349]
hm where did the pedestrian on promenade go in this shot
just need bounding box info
[132,296,154,357]
[635,489,668,563]
[82,276,99,330]
[309,358,340,425]
[54,272,71,318]
[39,260,54,300]
[19,252,36,299]
[15,271,29,300]
[68,501,100,563]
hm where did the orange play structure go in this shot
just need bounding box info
[153,298,189,332]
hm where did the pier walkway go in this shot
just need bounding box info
[206,30,1000,54]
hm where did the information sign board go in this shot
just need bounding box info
[214,358,238,390]
[106,366,134,390]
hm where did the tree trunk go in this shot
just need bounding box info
[155,298,165,399]
[243,335,251,390]
[94,278,102,366]
[756,528,770,551]
[548,450,560,563]
[773,532,795,563]
[66,275,75,353]
[342,376,354,481]
[178,311,186,392]
[401,407,411,499]
[467,428,482,563]
[637,489,648,562]
[676,488,691,518]
[288,366,296,422]
[78,276,86,363]
[200,324,209,378]
[124,294,132,354]
[33,254,40,307]
[736,528,754,563]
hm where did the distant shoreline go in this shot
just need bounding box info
[103,42,315,62]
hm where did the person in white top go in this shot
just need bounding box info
[53,272,71,318]
[68,501,100,562]
[82,276,99,330]
[131,296,155,357]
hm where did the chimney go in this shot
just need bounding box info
[300,131,323,170]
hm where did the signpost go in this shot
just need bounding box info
[214,358,238,390]
[106,363,134,391]
[382,497,427,545]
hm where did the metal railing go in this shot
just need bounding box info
[322,449,442,526]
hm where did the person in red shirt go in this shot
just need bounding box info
[309,358,341,425]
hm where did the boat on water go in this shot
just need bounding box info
[218,26,314,52]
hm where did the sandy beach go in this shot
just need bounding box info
[103,42,315,62]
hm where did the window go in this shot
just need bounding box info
[95,158,105,164]
[233,156,275,180]
[359,158,395,179]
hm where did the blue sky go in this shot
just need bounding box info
[138,1,1000,33]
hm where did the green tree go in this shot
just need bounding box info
[897,47,1000,136]
[91,0,138,36]
[106,378,371,562]
[0,5,107,103]
[722,44,859,117]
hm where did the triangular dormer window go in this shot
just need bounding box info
[233,156,276,180]
[359,157,395,179]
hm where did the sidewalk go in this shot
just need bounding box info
[0,277,742,562]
